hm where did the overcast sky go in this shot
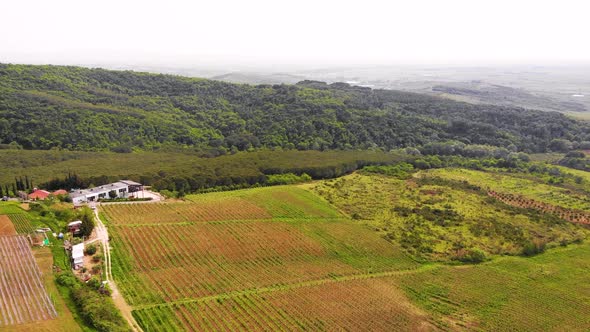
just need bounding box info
[1,0,589,68]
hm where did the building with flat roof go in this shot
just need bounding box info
[71,243,84,270]
[70,180,143,205]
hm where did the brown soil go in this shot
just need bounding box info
[0,215,17,235]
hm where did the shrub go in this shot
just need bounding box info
[456,248,487,263]
[522,240,546,256]
[91,265,102,274]
[85,244,97,255]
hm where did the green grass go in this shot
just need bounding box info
[396,243,590,331]
[0,201,26,214]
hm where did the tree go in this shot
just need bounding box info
[549,139,573,152]
[108,190,117,199]
[78,208,95,237]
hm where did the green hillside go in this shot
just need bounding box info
[1,63,588,152]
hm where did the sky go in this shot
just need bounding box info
[1,0,589,69]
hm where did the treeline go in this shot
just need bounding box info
[1,64,589,153]
[39,157,398,195]
[558,151,590,172]
[0,150,403,196]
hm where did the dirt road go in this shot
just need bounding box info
[93,209,142,332]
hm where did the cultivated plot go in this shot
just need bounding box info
[0,235,58,327]
[104,186,426,331]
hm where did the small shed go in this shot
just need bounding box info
[72,243,85,270]
[68,220,83,235]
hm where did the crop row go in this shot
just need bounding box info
[0,235,57,326]
[102,199,271,225]
[8,213,34,234]
[489,191,590,224]
[131,277,430,331]
[110,221,364,305]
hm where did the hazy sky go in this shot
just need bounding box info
[1,0,589,68]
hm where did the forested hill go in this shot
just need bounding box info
[0,63,588,153]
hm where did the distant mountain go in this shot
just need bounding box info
[431,81,588,113]
[210,72,304,84]
[0,63,588,153]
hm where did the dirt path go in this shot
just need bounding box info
[93,209,143,332]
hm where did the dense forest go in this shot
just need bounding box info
[1,63,589,153]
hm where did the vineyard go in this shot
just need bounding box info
[488,191,590,225]
[104,186,429,330]
[7,214,34,234]
[131,277,433,331]
[102,187,340,226]
[0,235,58,327]
[104,178,590,331]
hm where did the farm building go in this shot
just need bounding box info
[71,243,84,270]
[28,189,51,200]
[70,180,143,205]
[68,220,83,235]
[53,189,68,196]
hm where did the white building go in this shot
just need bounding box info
[72,243,85,270]
[70,180,143,205]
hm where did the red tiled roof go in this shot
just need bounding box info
[53,189,68,196]
[28,189,51,200]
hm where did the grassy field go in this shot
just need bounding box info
[395,243,590,331]
[311,171,588,260]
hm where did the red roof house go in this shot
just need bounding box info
[28,189,51,200]
[53,189,68,196]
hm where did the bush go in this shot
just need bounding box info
[456,248,487,263]
[522,240,546,256]
[91,265,102,274]
[565,151,586,158]
[266,173,312,185]
[85,244,97,255]
[56,272,80,288]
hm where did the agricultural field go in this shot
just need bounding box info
[103,185,432,331]
[0,235,58,327]
[7,214,34,234]
[0,202,27,215]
